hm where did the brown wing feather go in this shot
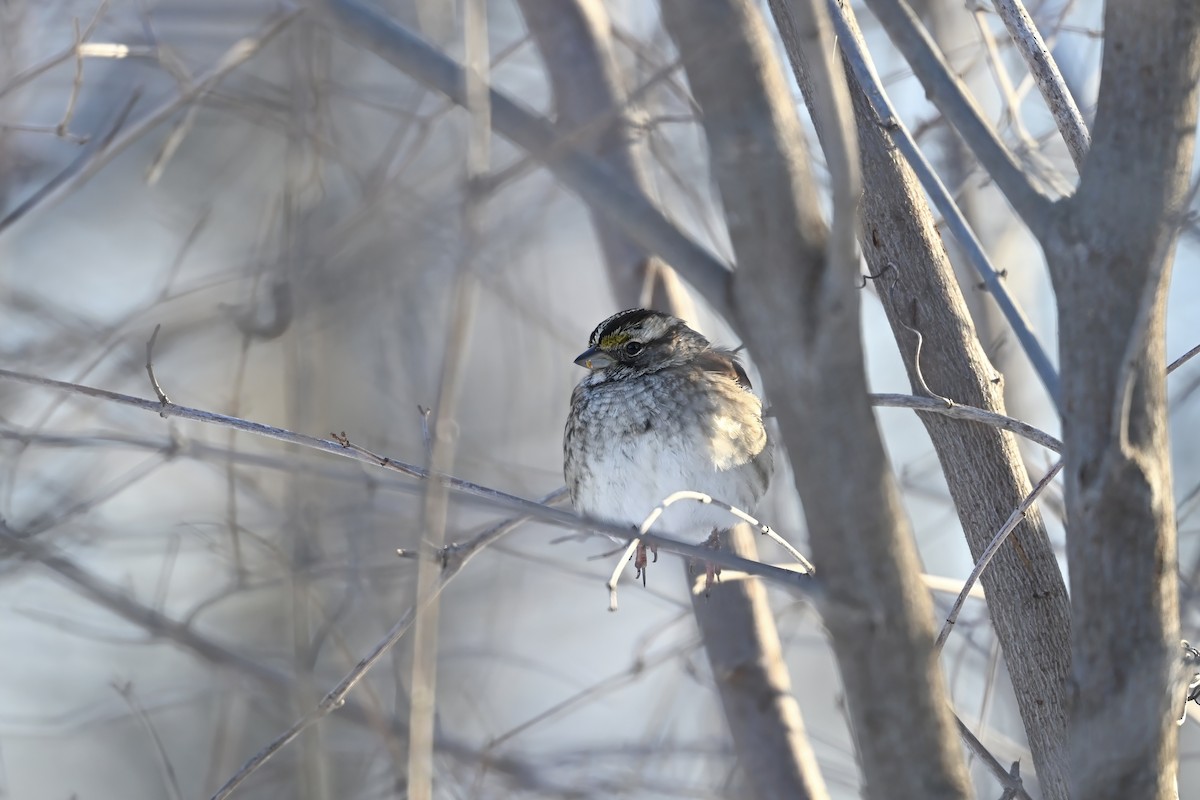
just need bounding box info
[696,349,753,391]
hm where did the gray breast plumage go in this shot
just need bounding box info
[563,364,773,535]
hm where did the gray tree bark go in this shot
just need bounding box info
[692,527,828,800]
[1039,2,1200,796]
[660,1,971,797]
[768,3,1072,797]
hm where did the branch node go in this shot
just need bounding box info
[976,268,1008,291]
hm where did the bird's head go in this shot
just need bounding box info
[574,309,710,379]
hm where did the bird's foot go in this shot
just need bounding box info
[701,531,722,596]
[633,541,659,586]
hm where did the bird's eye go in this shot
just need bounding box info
[623,341,643,356]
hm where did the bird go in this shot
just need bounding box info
[563,308,773,584]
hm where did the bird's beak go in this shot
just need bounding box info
[574,347,613,370]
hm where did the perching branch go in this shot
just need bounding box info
[0,366,820,596]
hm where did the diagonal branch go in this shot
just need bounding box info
[323,0,733,315]
[0,509,595,800]
[824,0,1061,408]
[0,5,304,239]
[0,521,286,683]
[992,0,1090,170]
[858,0,1057,230]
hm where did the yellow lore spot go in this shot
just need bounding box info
[598,332,631,350]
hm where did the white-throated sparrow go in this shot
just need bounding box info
[563,309,773,580]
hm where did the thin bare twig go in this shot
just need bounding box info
[417,405,433,461]
[0,522,284,682]
[968,9,1073,198]
[0,511,588,799]
[145,101,203,186]
[484,634,689,752]
[0,122,88,143]
[145,324,170,405]
[0,367,820,593]
[157,207,212,299]
[56,17,85,137]
[607,489,816,611]
[473,52,685,199]
[857,0,1056,221]
[992,0,1091,170]
[934,460,1063,653]
[895,303,953,406]
[606,538,643,611]
[0,5,303,239]
[0,89,141,236]
[218,482,567,799]
[954,714,1033,800]
[870,393,1061,452]
[17,451,169,539]
[210,607,416,800]
[397,486,570,571]
[0,0,111,101]
[1168,341,1200,374]
[113,682,185,800]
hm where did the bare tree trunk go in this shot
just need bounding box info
[692,527,827,800]
[659,1,971,797]
[768,3,1072,797]
[517,3,822,797]
[1040,2,1200,796]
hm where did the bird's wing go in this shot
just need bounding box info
[697,349,754,392]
